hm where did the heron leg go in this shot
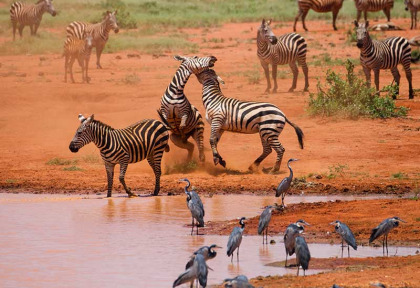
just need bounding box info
[382,236,385,255]
[231,254,233,263]
[348,244,350,258]
[196,222,199,235]
[297,266,299,276]
[191,217,194,236]
[265,227,268,244]
[285,254,288,267]
[341,239,344,258]
[237,246,240,262]
[386,235,388,256]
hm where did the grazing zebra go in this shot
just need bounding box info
[158,55,217,163]
[355,21,414,99]
[405,0,420,29]
[63,32,93,84]
[257,19,309,93]
[293,0,344,32]
[10,0,56,41]
[69,114,170,197]
[66,11,119,69]
[354,0,394,22]
[195,69,304,172]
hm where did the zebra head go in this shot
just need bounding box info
[105,10,119,33]
[259,19,277,45]
[38,0,57,17]
[174,55,218,74]
[69,114,95,153]
[195,69,225,86]
[354,21,369,48]
[83,31,94,49]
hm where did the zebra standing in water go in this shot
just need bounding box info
[293,0,344,31]
[195,69,304,172]
[10,0,56,41]
[66,11,119,69]
[159,55,217,163]
[354,0,394,22]
[257,19,309,93]
[63,32,93,83]
[355,21,414,99]
[405,0,420,29]
[69,114,170,197]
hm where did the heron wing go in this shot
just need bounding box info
[189,199,205,227]
[369,218,393,243]
[173,267,195,287]
[275,177,290,197]
[258,208,271,235]
[295,237,311,270]
[196,255,208,287]
[191,191,205,217]
[340,223,357,250]
[227,227,242,256]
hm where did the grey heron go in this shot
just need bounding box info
[258,205,274,244]
[186,244,221,270]
[227,217,246,262]
[173,253,208,288]
[224,275,255,288]
[180,178,205,235]
[369,216,406,256]
[330,220,357,257]
[295,236,311,276]
[274,158,299,207]
[284,219,310,267]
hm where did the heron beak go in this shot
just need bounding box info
[398,218,407,223]
[214,245,223,249]
[304,221,311,226]
[329,222,336,225]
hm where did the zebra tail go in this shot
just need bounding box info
[285,116,304,149]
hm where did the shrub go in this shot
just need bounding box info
[99,0,137,29]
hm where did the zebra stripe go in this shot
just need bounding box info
[10,0,56,41]
[159,55,217,163]
[258,19,309,93]
[66,11,119,69]
[195,69,304,172]
[69,115,170,197]
[294,0,344,31]
[63,33,93,83]
[354,0,394,22]
[405,0,420,29]
[355,21,414,99]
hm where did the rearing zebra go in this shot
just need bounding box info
[159,55,217,163]
[293,0,344,31]
[69,114,170,197]
[10,0,56,41]
[354,0,394,22]
[66,10,119,69]
[195,69,304,172]
[257,19,309,93]
[355,21,414,99]
[405,0,420,29]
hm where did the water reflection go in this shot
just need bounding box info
[0,193,416,288]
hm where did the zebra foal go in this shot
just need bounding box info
[354,0,394,22]
[258,19,309,93]
[294,0,344,32]
[10,0,56,41]
[159,55,217,163]
[63,32,93,83]
[195,69,304,172]
[66,11,119,69]
[405,0,420,29]
[355,21,414,99]
[69,115,170,197]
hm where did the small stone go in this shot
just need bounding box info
[270,239,276,244]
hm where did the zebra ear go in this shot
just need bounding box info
[86,114,94,124]
[261,19,265,26]
[354,20,359,28]
[267,19,272,25]
[174,55,185,62]
[78,114,87,123]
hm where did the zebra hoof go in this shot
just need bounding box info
[288,87,295,92]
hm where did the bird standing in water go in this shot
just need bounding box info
[284,219,310,267]
[295,236,311,276]
[227,217,246,262]
[185,244,221,269]
[330,220,357,257]
[274,158,299,207]
[173,253,208,287]
[369,216,406,256]
[180,178,205,235]
[258,205,274,244]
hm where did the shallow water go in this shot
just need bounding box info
[0,193,416,288]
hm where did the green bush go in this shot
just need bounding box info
[99,0,137,29]
[308,60,408,119]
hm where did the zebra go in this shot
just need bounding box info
[405,0,420,29]
[10,0,56,41]
[293,0,345,32]
[158,55,217,163]
[63,32,93,84]
[355,21,414,99]
[69,114,170,197]
[354,0,394,22]
[194,69,304,172]
[66,10,119,69]
[257,19,309,93]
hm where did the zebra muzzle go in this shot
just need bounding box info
[69,143,79,153]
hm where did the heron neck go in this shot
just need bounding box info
[287,162,293,179]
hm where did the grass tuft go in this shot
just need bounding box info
[165,160,198,174]
[63,166,84,171]
[47,158,78,166]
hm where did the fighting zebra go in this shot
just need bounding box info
[158,55,217,163]
[354,0,394,22]
[355,21,414,99]
[405,0,420,29]
[63,32,93,83]
[194,69,304,172]
[66,11,119,69]
[293,0,344,31]
[257,19,309,93]
[10,0,56,41]
[69,114,170,197]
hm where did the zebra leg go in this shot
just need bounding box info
[373,69,380,94]
[268,137,285,172]
[390,67,400,99]
[383,8,391,22]
[288,62,299,92]
[34,22,41,35]
[12,22,17,41]
[271,64,278,93]
[148,152,164,196]
[96,43,105,69]
[64,55,68,83]
[69,57,76,83]
[18,24,24,39]
[249,135,272,171]
[29,25,34,36]
[298,56,309,92]
[301,11,309,31]
[192,128,205,162]
[260,61,271,93]
[170,133,194,162]
[105,162,115,197]
[85,57,91,83]
[362,66,371,89]
[210,121,226,167]
[403,63,413,99]
[332,10,339,31]
[293,9,303,32]
[119,160,136,197]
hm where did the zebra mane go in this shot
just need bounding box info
[91,119,114,130]
[36,0,46,4]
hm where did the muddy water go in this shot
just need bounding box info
[0,193,417,288]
